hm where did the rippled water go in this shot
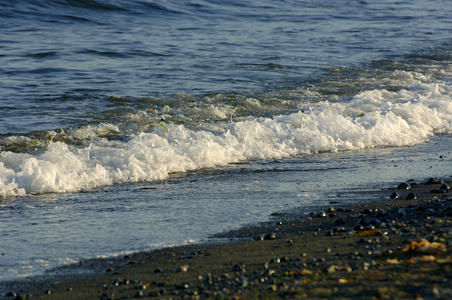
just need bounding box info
[1,0,452,282]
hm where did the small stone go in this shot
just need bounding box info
[316,211,327,218]
[440,183,450,192]
[271,257,281,264]
[174,265,189,273]
[134,290,144,298]
[152,267,163,273]
[264,233,276,240]
[424,287,440,298]
[397,183,411,190]
[425,177,443,185]
[361,208,373,214]
[390,192,400,199]
[175,283,189,290]
[358,216,371,226]
[332,218,346,226]
[327,207,336,213]
[327,265,337,274]
[4,291,16,297]
[354,225,364,231]
[148,291,160,297]
[406,193,417,200]
[233,263,246,272]
[268,284,278,292]
[332,226,346,232]
[111,278,123,286]
[100,293,113,300]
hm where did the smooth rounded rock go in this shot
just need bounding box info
[397,183,411,190]
[440,183,450,192]
[425,177,443,185]
[390,192,400,199]
[316,212,327,218]
[332,218,346,226]
[4,291,16,297]
[264,233,276,240]
[406,193,417,200]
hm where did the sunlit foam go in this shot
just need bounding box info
[1,71,451,198]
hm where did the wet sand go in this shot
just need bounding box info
[2,177,452,300]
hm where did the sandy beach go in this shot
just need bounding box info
[2,176,452,300]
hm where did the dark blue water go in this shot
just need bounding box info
[2,0,451,134]
[1,0,452,282]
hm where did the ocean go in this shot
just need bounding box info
[1,0,452,282]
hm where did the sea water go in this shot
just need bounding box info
[1,0,452,282]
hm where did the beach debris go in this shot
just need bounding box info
[301,268,313,275]
[386,258,400,265]
[402,238,446,255]
[359,228,381,236]
[338,278,353,284]
[406,255,437,264]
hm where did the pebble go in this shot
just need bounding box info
[111,277,123,286]
[425,177,443,185]
[440,183,450,192]
[100,293,113,300]
[332,218,346,226]
[390,192,400,199]
[406,192,417,200]
[233,263,246,272]
[263,233,276,240]
[4,291,16,297]
[174,264,189,273]
[134,290,145,298]
[268,284,277,292]
[397,182,411,189]
[316,212,327,218]
[175,283,189,290]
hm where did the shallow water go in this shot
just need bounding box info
[1,135,451,282]
[1,0,452,282]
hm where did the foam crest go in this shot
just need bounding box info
[1,74,451,198]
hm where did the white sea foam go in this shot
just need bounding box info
[1,72,451,198]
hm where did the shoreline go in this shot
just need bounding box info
[2,176,452,299]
